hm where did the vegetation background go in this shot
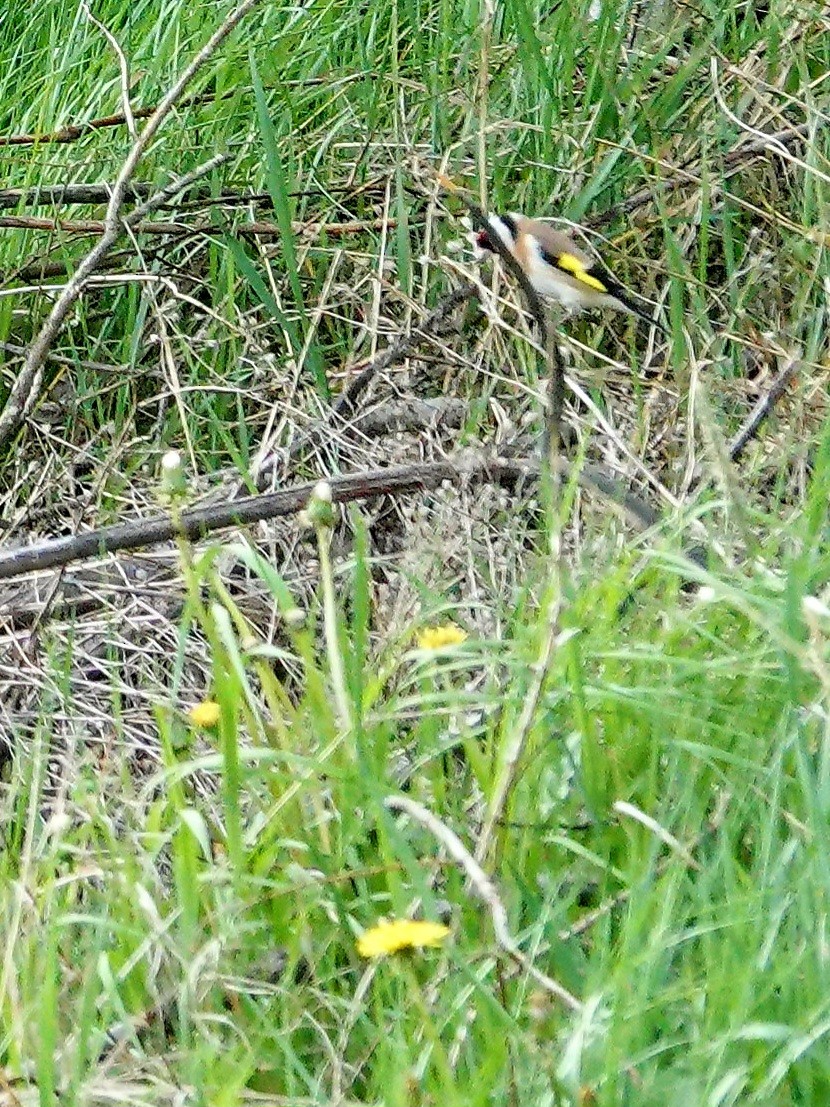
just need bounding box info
[0,0,829,1103]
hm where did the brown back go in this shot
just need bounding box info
[515,216,593,268]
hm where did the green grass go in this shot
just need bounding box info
[1,0,830,1103]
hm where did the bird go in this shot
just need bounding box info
[473,212,667,335]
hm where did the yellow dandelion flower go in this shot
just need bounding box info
[416,624,468,651]
[357,919,451,958]
[188,700,221,728]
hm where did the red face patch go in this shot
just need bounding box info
[475,229,494,251]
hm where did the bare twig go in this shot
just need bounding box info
[0,0,267,453]
[269,282,477,482]
[0,341,124,374]
[0,450,703,584]
[0,456,531,580]
[1,250,138,286]
[0,211,391,296]
[0,107,160,147]
[0,158,233,242]
[682,353,801,506]
[0,76,369,148]
[385,794,582,1012]
[558,793,732,943]
[128,154,231,222]
[0,213,394,242]
[329,284,477,421]
[351,396,466,438]
[0,215,174,235]
[0,175,391,212]
[0,183,154,209]
[729,357,801,463]
[0,88,238,147]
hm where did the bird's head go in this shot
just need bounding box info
[474,212,520,254]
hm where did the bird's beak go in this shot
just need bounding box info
[456,216,493,260]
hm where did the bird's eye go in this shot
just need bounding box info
[475,230,493,250]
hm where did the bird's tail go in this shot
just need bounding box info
[612,290,669,338]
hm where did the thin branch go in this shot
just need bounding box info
[0,175,391,212]
[0,183,153,210]
[0,341,124,374]
[385,794,582,1011]
[270,282,477,481]
[0,450,703,583]
[1,251,138,286]
[0,107,159,147]
[558,794,727,942]
[729,357,801,463]
[128,154,230,222]
[0,76,369,148]
[0,0,267,453]
[0,456,530,580]
[683,354,802,500]
[0,213,393,241]
[0,89,236,148]
[351,396,465,438]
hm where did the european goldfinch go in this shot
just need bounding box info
[474,212,666,334]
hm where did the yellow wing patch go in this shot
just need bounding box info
[556,252,608,293]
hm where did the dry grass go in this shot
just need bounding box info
[1,0,830,1102]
